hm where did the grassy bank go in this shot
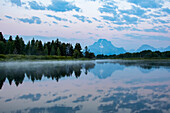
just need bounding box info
[0,54,75,61]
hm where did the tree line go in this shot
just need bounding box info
[96,50,170,59]
[0,32,95,58]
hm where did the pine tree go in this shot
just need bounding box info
[14,35,21,54]
[26,41,31,55]
[50,45,55,55]
[56,47,61,56]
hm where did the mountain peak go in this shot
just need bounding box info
[89,39,126,55]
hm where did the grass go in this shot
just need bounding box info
[0,54,169,62]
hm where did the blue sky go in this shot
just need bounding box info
[0,0,170,50]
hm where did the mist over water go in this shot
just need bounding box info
[0,60,170,113]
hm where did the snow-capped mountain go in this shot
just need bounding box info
[88,39,126,55]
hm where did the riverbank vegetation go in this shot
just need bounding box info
[96,50,170,59]
[0,32,95,60]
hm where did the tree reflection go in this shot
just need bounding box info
[0,62,95,89]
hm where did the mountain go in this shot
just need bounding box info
[136,44,157,52]
[88,39,126,55]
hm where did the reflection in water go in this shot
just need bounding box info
[0,61,95,89]
[0,60,170,113]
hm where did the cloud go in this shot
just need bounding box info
[73,15,92,23]
[47,0,80,12]
[53,21,58,24]
[5,15,12,19]
[46,96,68,103]
[28,1,45,10]
[128,0,163,8]
[99,2,118,15]
[46,14,68,21]
[96,25,104,28]
[92,17,101,22]
[125,34,170,41]
[72,94,92,103]
[123,15,138,24]
[114,26,131,31]
[18,93,41,101]
[120,6,147,17]
[63,25,69,28]
[10,0,21,6]
[144,26,168,33]
[162,8,170,14]
[101,15,117,22]
[18,16,42,24]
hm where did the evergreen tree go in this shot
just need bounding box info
[31,38,35,55]
[56,47,61,56]
[44,45,48,55]
[0,32,6,43]
[37,40,43,55]
[25,41,31,55]
[61,43,66,56]
[50,45,55,55]
[0,41,5,54]
[73,49,80,58]
[74,43,83,58]
[19,37,25,54]
[6,36,14,54]
[14,35,21,54]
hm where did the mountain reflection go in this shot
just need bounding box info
[0,60,170,89]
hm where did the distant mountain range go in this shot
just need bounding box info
[131,44,170,53]
[88,39,126,55]
[88,39,170,55]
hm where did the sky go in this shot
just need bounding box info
[0,0,170,50]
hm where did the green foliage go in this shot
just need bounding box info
[0,32,95,60]
[73,49,80,58]
[56,47,61,56]
[96,50,170,59]
[0,41,5,54]
[50,45,55,55]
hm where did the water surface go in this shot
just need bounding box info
[0,60,170,113]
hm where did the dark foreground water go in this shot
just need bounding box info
[0,60,170,113]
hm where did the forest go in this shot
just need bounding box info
[97,50,170,59]
[0,32,95,59]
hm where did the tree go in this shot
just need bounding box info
[6,36,14,54]
[73,49,80,58]
[50,45,55,55]
[0,32,6,43]
[56,47,61,56]
[74,43,83,57]
[0,41,5,54]
[44,45,48,55]
[19,37,25,54]
[37,40,43,55]
[14,35,21,54]
[26,41,31,55]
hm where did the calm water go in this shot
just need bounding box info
[0,60,170,113]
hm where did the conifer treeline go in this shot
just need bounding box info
[0,32,95,58]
